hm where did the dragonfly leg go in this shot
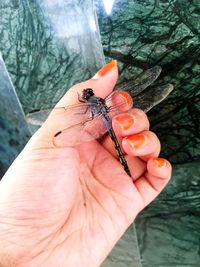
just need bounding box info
[74,106,90,116]
[82,112,95,125]
[77,92,85,103]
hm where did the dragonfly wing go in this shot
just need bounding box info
[26,109,53,125]
[26,102,91,126]
[133,83,174,112]
[119,65,162,97]
[105,90,133,116]
[53,116,111,147]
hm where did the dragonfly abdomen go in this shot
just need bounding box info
[102,114,131,177]
[108,127,131,177]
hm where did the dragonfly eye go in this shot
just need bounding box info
[82,88,94,100]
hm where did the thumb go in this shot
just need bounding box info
[31,60,119,148]
[0,61,118,224]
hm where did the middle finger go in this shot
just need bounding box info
[101,108,150,157]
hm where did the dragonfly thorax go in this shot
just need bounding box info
[81,88,110,115]
[91,97,109,113]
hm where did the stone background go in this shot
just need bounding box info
[0,0,200,266]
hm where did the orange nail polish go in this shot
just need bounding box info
[118,91,133,110]
[154,158,166,167]
[126,134,146,149]
[97,60,117,77]
[111,90,133,112]
[115,114,135,131]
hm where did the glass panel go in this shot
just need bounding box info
[102,225,143,267]
[0,54,30,177]
[0,0,105,114]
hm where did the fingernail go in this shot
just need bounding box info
[125,134,146,149]
[93,60,117,79]
[111,90,133,112]
[117,91,133,110]
[154,158,166,168]
[114,114,135,131]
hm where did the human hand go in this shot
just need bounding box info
[0,61,172,267]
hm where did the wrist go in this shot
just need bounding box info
[0,241,17,267]
[0,227,17,267]
[0,253,15,267]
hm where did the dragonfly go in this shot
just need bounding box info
[26,65,174,176]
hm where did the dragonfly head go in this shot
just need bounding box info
[81,88,95,100]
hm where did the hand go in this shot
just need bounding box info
[0,61,172,267]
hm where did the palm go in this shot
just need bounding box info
[1,140,141,267]
[47,141,141,267]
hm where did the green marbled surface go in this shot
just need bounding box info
[0,0,104,174]
[95,0,200,266]
[0,0,104,113]
[95,0,200,165]
[102,225,142,267]
[136,162,200,266]
[0,54,30,177]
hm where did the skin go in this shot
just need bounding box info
[0,66,172,267]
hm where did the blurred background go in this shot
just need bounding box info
[0,0,200,266]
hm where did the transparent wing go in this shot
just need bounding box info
[26,65,163,125]
[51,90,133,147]
[118,65,162,97]
[26,102,92,126]
[105,90,133,115]
[133,83,174,112]
[26,109,53,125]
[53,115,110,147]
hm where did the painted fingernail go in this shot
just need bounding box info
[154,158,166,168]
[93,60,117,79]
[111,90,133,112]
[115,114,135,131]
[118,91,133,110]
[125,134,146,149]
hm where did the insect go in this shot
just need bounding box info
[26,66,174,176]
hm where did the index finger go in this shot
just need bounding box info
[33,61,119,146]
[57,60,118,107]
